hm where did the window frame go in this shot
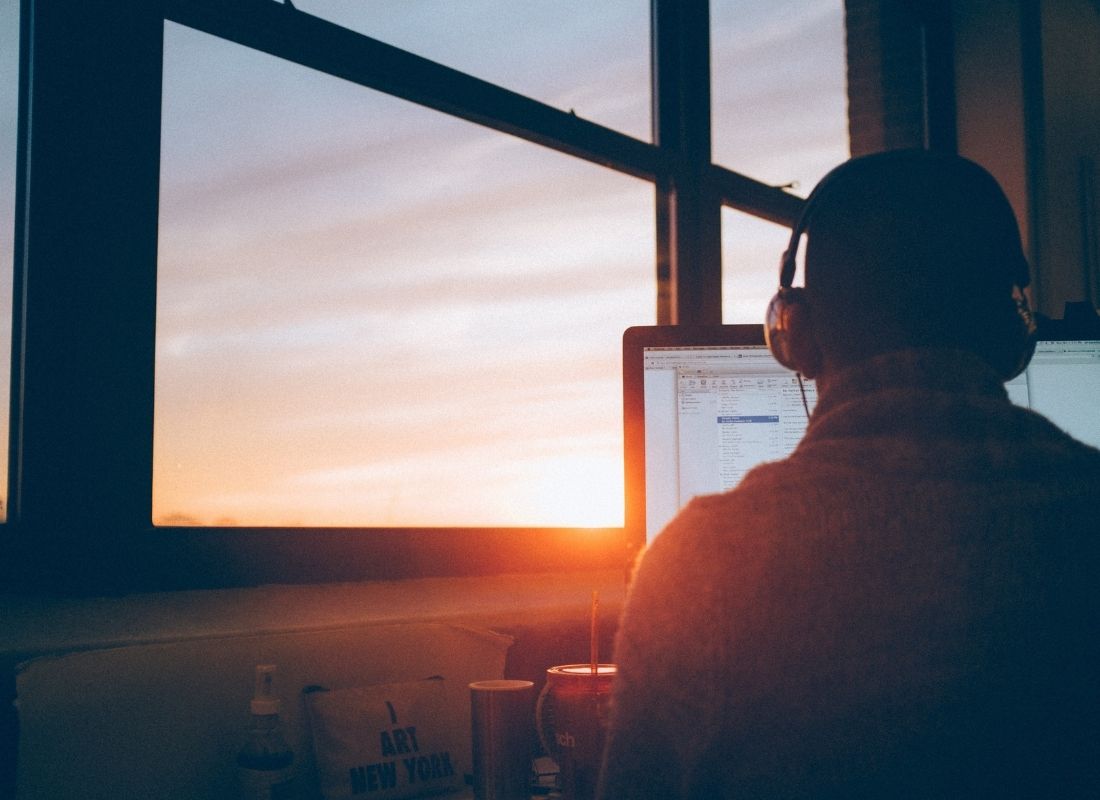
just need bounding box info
[6,0,803,593]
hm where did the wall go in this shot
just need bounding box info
[952,0,1032,258]
[849,0,1100,321]
[845,0,927,156]
[954,0,1100,318]
[1033,0,1100,314]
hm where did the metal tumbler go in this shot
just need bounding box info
[469,679,535,800]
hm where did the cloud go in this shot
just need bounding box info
[150,5,847,527]
[711,0,848,187]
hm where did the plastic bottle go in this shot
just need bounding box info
[237,664,298,800]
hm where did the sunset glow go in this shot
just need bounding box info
[116,3,846,528]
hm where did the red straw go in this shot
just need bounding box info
[590,589,599,675]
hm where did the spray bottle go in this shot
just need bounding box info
[237,664,298,800]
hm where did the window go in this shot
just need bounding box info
[711,0,848,192]
[0,0,17,521]
[156,23,654,528]
[9,0,851,591]
[713,0,849,324]
[721,209,792,323]
[288,0,651,142]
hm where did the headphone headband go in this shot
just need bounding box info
[777,150,1031,292]
[767,150,1037,381]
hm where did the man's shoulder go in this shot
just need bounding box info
[639,460,807,569]
[671,460,803,527]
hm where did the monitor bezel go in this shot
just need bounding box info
[622,324,769,563]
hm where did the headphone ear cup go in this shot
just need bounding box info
[1001,287,1038,380]
[765,286,805,372]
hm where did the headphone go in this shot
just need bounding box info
[764,151,1038,381]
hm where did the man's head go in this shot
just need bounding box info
[765,149,1035,380]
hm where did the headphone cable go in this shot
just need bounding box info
[796,373,811,419]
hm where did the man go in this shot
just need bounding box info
[597,150,1100,798]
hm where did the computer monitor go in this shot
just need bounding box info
[1005,338,1100,446]
[622,325,1100,553]
[622,325,812,551]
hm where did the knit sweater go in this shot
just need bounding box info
[598,348,1100,799]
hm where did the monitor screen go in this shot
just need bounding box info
[623,326,1100,552]
[1005,338,1100,447]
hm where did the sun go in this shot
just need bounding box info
[521,452,625,528]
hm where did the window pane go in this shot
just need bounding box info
[155,24,654,528]
[711,0,849,194]
[0,0,18,521]
[721,208,791,324]
[290,0,651,142]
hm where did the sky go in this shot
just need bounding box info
[1,0,848,528]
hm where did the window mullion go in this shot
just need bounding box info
[167,0,662,184]
[14,0,161,552]
[652,0,721,325]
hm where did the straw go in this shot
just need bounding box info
[590,589,599,675]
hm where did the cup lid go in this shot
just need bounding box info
[546,664,617,677]
[469,679,535,691]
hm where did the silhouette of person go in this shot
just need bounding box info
[598,150,1100,799]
